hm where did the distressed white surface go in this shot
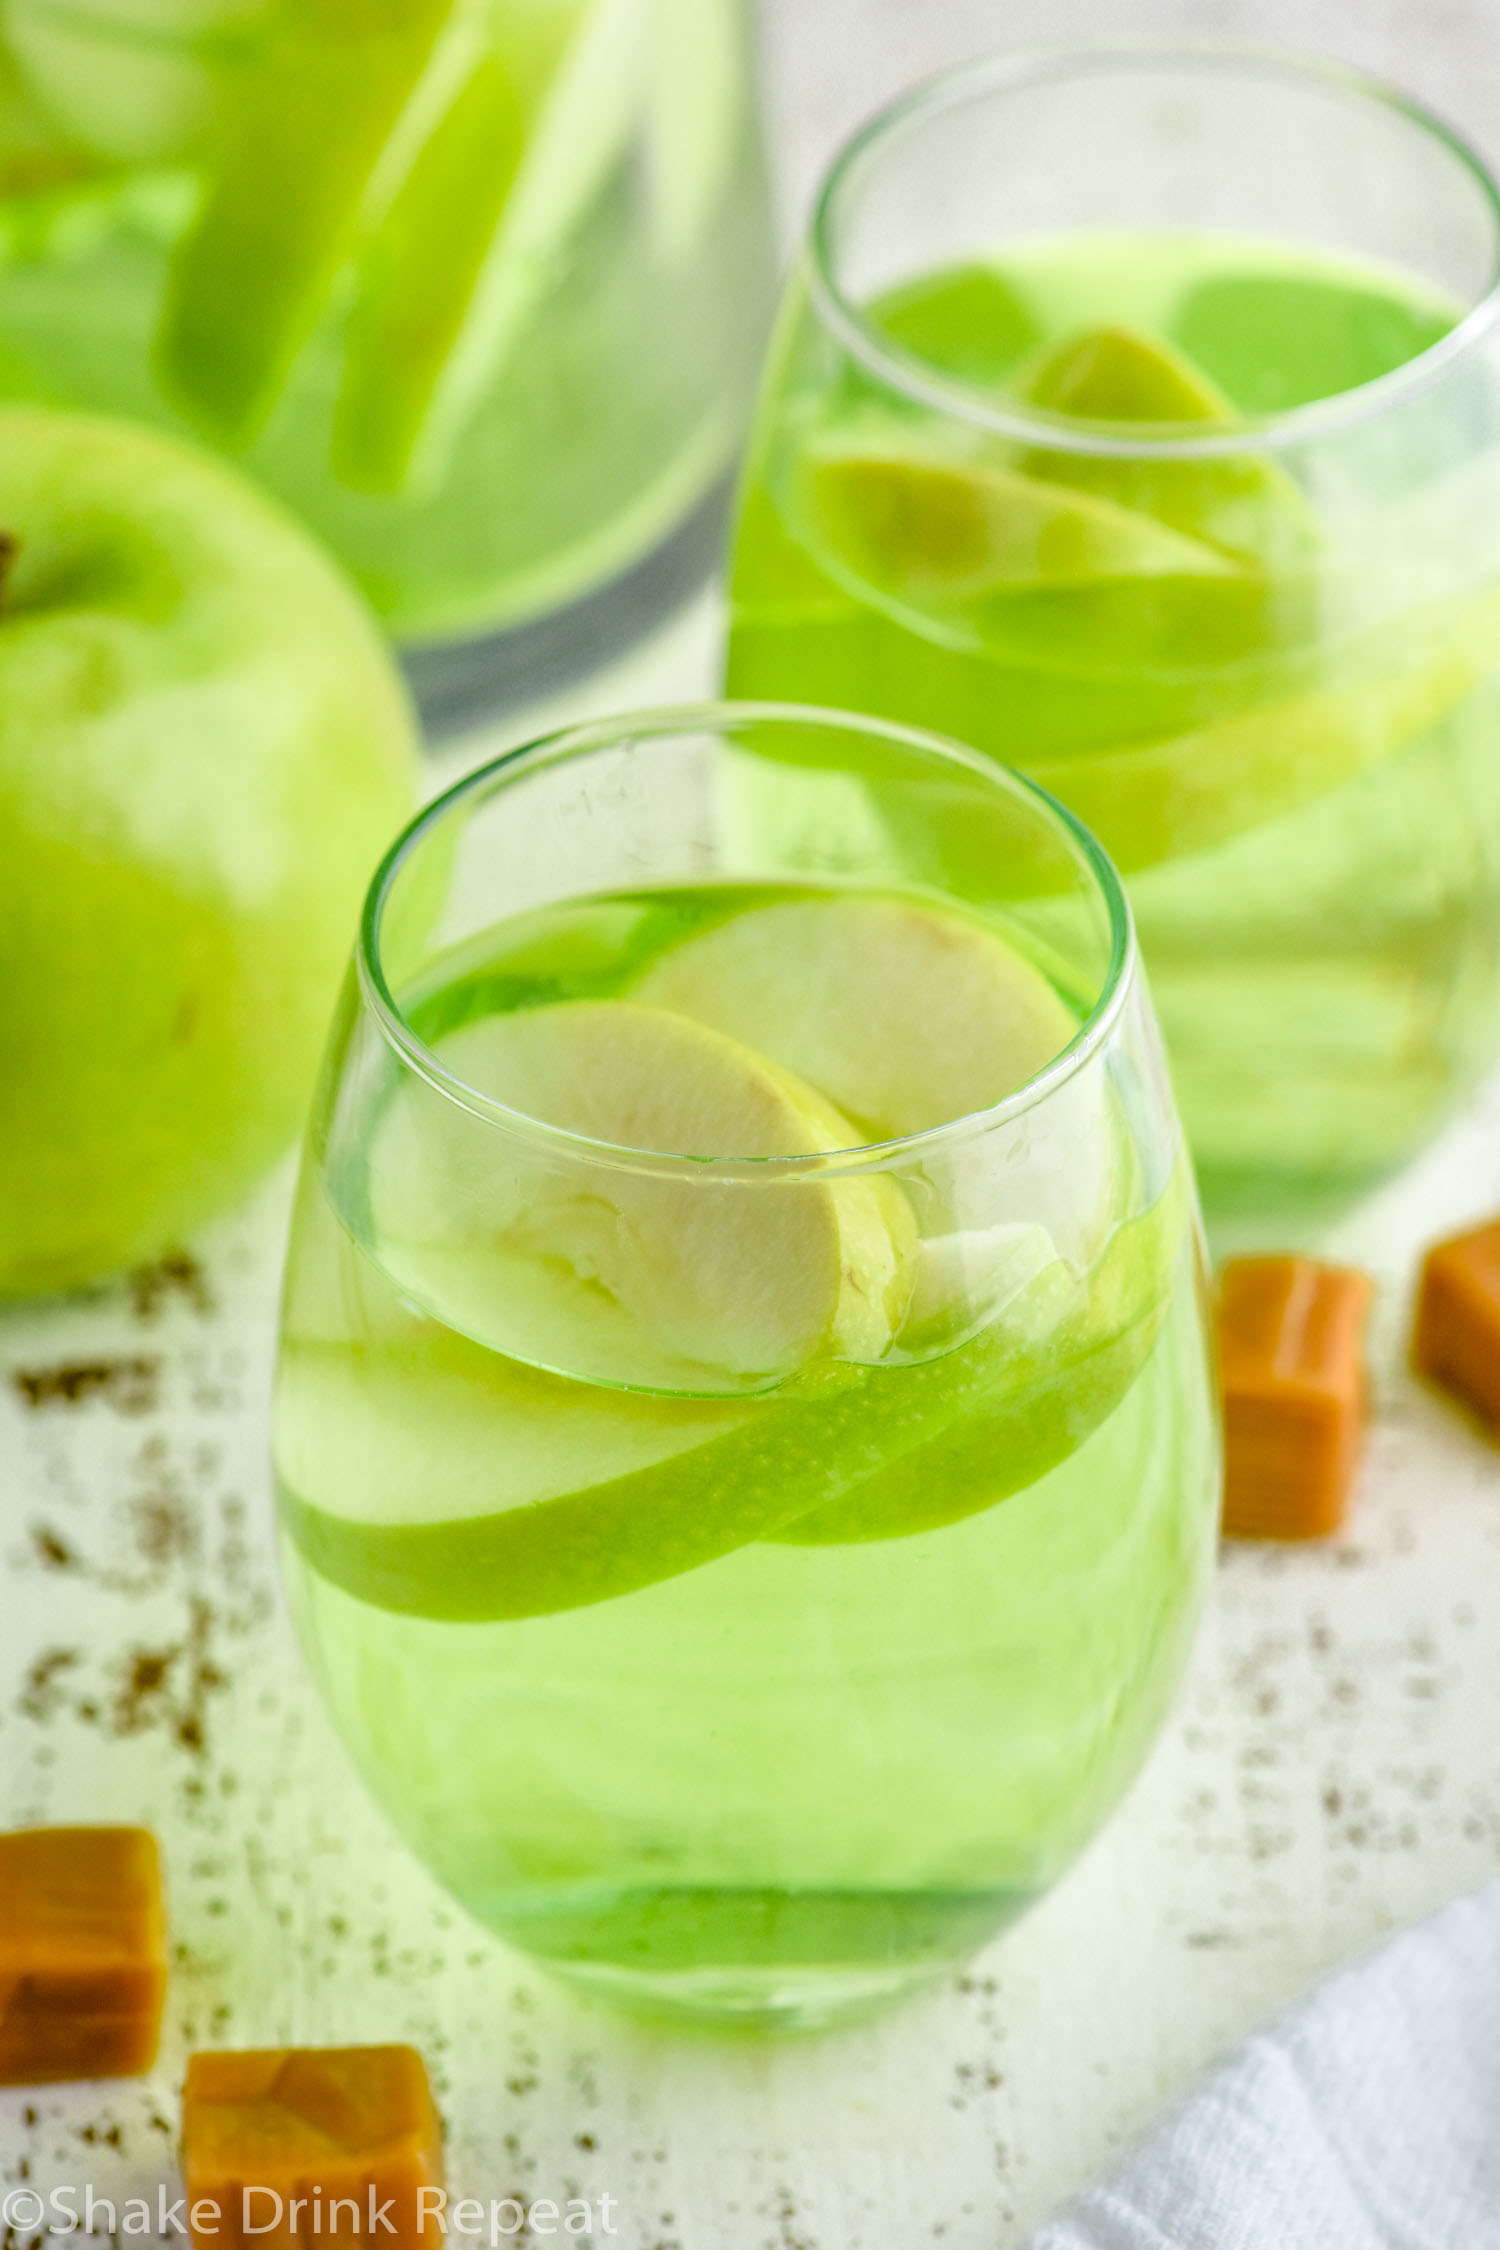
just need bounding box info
[6,4,1500,2247]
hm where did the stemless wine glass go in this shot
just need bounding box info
[726,45,1500,1223]
[273,703,1220,2031]
[0,0,776,723]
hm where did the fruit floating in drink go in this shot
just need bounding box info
[273,708,1220,2029]
[728,50,1500,1217]
[0,0,774,701]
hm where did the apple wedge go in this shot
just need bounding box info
[364,997,915,1393]
[799,434,1239,605]
[333,0,641,492]
[1013,322,1316,568]
[277,1158,1189,1616]
[158,0,455,442]
[791,427,1297,680]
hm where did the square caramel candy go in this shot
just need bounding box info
[1218,1256,1374,1540]
[0,1825,167,2085]
[182,2046,444,2250]
[1413,1218,1500,1428]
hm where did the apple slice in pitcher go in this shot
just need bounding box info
[333,0,640,492]
[158,0,455,442]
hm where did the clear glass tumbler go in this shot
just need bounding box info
[273,701,1220,2030]
[726,45,1500,1221]
[0,0,776,721]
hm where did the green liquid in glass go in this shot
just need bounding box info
[727,233,1500,1216]
[0,0,773,643]
[274,882,1218,2027]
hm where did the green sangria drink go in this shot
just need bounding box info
[273,706,1220,2029]
[727,49,1500,1217]
[0,0,774,713]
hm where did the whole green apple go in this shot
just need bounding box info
[0,406,418,1298]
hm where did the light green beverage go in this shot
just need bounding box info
[0,0,773,693]
[728,52,1500,1220]
[272,709,1220,2029]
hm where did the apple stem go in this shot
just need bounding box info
[0,532,15,611]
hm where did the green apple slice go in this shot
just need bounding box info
[330,41,540,493]
[273,1312,878,1622]
[793,434,1301,676]
[798,435,1238,606]
[769,1160,1189,1544]
[633,891,1121,1307]
[1022,321,1233,425]
[902,1222,1058,1333]
[277,1323,769,1620]
[279,1328,755,1533]
[365,998,914,1393]
[330,0,596,492]
[333,0,640,492]
[634,894,1077,1137]
[158,0,455,442]
[1027,584,1500,873]
[1013,323,1315,565]
[277,1160,1189,1618]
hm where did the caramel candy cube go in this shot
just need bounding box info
[182,2046,444,2250]
[1412,1218,1500,1426]
[0,1825,167,2085]
[1218,1256,1373,1540]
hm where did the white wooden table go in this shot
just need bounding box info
[6,5,1500,2244]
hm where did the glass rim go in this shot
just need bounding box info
[807,36,1500,462]
[356,701,1137,1181]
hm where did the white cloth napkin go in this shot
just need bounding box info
[1023,1878,1500,2250]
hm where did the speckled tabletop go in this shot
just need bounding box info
[6,5,1500,2248]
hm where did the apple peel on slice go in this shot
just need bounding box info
[769,1160,1190,1545]
[1028,581,1500,873]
